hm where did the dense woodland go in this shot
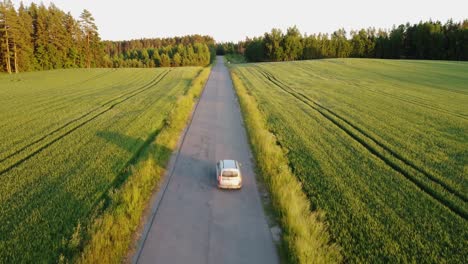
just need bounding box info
[103,35,215,68]
[218,20,468,62]
[0,1,214,73]
[0,1,104,73]
[1,1,467,74]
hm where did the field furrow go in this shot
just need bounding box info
[296,63,467,119]
[366,88,468,120]
[0,70,169,167]
[0,70,170,175]
[257,67,468,212]
[0,69,153,156]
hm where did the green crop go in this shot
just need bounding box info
[0,67,202,262]
[231,59,468,263]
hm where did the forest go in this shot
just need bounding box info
[0,1,214,73]
[103,35,215,68]
[218,20,468,62]
[1,0,467,74]
[0,1,104,73]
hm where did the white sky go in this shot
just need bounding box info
[12,0,468,42]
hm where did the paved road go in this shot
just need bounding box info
[135,56,279,264]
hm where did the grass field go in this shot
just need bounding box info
[230,59,468,263]
[0,67,203,262]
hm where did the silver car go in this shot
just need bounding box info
[216,160,242,189]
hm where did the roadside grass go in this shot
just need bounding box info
[76,66,212,263]
[230,70,342,264]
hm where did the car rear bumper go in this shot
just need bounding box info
[218,183,242,189]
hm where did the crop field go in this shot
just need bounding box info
[231,59,467,263]
[0,67,202,262]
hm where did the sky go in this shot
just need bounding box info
[12,0,468,42]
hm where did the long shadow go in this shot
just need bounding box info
[0,70,169,172]
[97,130,218,189]
[96,130,166,197]
[1,127,219,262]
[0,130,170,244]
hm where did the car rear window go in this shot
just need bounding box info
[222,170,238,177]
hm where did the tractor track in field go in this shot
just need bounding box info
[0,70,169,164]
[13,69,121,114]
[0,71,170,176]
[255,66,467,220]
[71,68,118,87]
[366,89,468,120]
[294,65,468,120]
[335,62,468,96]
[7,70,151,133]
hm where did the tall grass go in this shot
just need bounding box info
[230,71,342,264]
[75,66,211,263]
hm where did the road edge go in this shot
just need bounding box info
[130,66,214,264]
[229,67,342,263]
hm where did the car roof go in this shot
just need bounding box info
[221,160,237,169]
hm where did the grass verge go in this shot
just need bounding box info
[69,66,212,264]
[230,70,342,264]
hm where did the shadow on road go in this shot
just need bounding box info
[96,130,218,191]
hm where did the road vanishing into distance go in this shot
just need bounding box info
[135,56,279,264]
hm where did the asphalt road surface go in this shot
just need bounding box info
[135,56,279,264]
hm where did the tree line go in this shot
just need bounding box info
[0,1,104,73]
[103,35,215,68]
[2,0,466,74]
[0,1,215,73]
[217,20,468,62]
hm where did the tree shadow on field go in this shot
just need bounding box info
[1,128,217,263]
[97,129,219,192]
[0,130,169,262]
[96,130,169,190]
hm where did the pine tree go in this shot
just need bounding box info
[172,52,181,66]
[350,29,366,57]
[79,9,98,68]
[139,48,149,65]
[16,2,34,71]
[47,4,68,68]
[160,52,170,67]
[331,29,351,58]
[33,4,51,70]
[264,28,284,61]
[63,12,81,67]
[186,44,195,65]
[152,49,161,66]
[0,3,106,72]
[0,0,16,73]
[283,26,303,60]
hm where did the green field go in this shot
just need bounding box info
[231,59,468,263]
[0,67,202,262]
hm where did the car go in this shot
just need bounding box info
[216,159,242,189]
